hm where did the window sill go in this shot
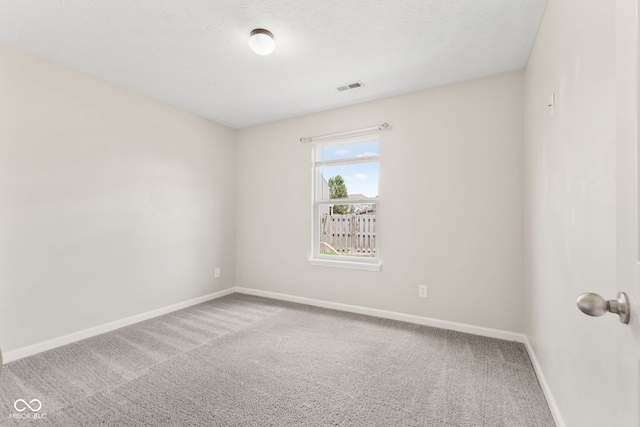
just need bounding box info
[308,258,381,272]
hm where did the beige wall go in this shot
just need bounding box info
[0,44,236,353]
[236,71,525,333]
[0,44,525,356]
[524,0,618,425]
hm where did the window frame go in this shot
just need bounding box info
[309,134,381,271]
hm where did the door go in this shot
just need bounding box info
[615,0,639,424]
[580,1,640,424]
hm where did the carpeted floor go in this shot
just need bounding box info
[0,294,556,426]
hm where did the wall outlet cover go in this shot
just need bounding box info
[418,285,427,298]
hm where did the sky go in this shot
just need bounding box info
[319,140,379,198]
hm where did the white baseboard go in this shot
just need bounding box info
[234,287,526,343]
[524,336,566,427]
[3,287,236,363]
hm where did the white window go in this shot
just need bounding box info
[310,135,380,271]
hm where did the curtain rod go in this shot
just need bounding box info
[300,123,389,143]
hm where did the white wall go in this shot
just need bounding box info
[0,44,236,353]
[524,0,618,425]
[236,72,524,333]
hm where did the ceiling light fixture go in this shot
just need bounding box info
[248,28,275,56]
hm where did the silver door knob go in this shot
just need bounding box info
[577,292,630,324]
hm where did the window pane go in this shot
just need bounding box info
[319,139,379,162]
[319,204,376,257]
[317,162,379,201]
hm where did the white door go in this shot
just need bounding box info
[614,0,639,424]
[579,1,640,425]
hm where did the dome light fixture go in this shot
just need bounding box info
[248,28,275,56]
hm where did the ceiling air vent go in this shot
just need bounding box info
[336,81,364,92]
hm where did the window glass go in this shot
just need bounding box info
[312,136,379,262]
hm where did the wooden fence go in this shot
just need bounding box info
[320,214,376,256]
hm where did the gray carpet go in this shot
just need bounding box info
[0,294,556,426]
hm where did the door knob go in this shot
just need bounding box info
[576,292,630,324]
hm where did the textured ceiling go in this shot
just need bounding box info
[0,0,548,129]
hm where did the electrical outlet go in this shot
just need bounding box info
[418,285,427,298]
[215,268,221,278]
